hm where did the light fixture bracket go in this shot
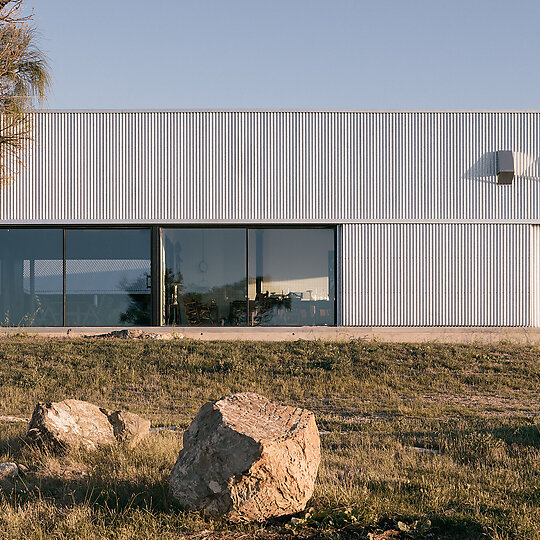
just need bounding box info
[496,150,514,185]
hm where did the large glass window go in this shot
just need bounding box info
[248,228,335,326]
[0,229,63,326]
[162,229,246,326]
[0,226,335,328]
[162,227,335,327]
[65,229,151,326]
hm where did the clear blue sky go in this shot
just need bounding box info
[24,0,540,110]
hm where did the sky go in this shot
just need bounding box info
[23,0,540,110]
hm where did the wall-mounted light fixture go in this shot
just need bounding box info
[496,150,514,185]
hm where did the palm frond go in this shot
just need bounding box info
[0,0,50,185]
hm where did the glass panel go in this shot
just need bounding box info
[248,228,335,326]
[162,228,246,326]
[65,229,151,326]
[0,229,63,326]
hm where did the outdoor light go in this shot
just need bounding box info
[496,150,514,185]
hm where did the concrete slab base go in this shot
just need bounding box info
[1,326,540,344]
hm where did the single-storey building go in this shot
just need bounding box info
[1,110,539,328]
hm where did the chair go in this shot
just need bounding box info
[180,293,215,326]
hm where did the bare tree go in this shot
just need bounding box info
[0,0,49,184]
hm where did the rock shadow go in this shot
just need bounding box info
[2,467,176,515]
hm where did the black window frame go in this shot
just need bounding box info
[160,224,337,327]
[0,224,337,327]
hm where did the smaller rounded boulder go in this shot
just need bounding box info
[28,399,150,451]
[170,392,321,522]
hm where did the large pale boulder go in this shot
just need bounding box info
[170,392,320,522]
[102,409,151,448]
[28,399,150,451]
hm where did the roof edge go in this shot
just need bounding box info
[33,108,540,114]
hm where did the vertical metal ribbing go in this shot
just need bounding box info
[341,223,530,327]
[1,111,540,223]
[531,225,540,327]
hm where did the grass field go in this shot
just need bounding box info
[0,336,538,539]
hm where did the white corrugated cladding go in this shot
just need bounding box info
[1,110,539,223]
[530,226,540,327]
[341,223,530,326]
[1,110,538,327]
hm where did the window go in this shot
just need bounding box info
[162,227,335,327]
[248,229,335,326]
[162,229,246,326]
[0,229,63,326]
[65,229,151,326]
[0,226,335,327]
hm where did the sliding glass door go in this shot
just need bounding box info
[0,229,63,326]
[162,229,246,326]
[248,228,335,326]
[161,227,335,327]
[0,226,335,327]
[65,229,151,326]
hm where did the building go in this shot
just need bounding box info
[0,110,539,328]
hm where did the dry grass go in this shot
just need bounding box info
[0,336,537,539]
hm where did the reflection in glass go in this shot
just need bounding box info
[162,229,246,326]
[65,229,151,326]
[248,229,334,326]
[0,229,63,326]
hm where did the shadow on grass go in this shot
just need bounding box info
[422,514,485,540]
[490,424,540,448]
[395,421,540,454]
[0,473,493,539]
[0,429,182,519]
[0,434,28,456]
[1,471,184,530]
[295,509,486,539]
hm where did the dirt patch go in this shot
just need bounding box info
[0,415,28,423]
[421,393,540,417]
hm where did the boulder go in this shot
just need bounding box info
[0,462,18,480]
[170,392,320,522]
[28,399,115,450]
[102,409,151,448]
[28,399,150,451]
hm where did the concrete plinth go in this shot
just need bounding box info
[1,326,540,344]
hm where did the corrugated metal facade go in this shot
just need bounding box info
[1,111,540,223]
[1,110,538,326]
[530,226,540,327]
[341,223,530,326]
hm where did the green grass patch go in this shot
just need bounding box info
[0,337,537,539]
